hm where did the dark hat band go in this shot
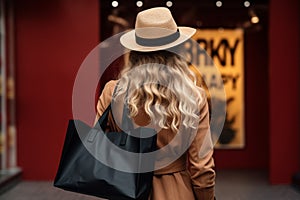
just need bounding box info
[135,29,180,47]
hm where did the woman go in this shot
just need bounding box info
[95,7,215,200]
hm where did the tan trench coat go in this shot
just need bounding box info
[95,80,215,200]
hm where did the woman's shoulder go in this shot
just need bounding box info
[102,80,118,94]
[105,79,118,88]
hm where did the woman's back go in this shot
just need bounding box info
[95,53,215,199]
[95,7,216,200]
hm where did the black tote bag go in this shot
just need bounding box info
[54,103,157,200]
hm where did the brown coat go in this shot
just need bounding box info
[95,80,215,200]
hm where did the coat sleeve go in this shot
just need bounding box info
[188,98,216,200]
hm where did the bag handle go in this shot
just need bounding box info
[95,80,133,131]
[93,103,111,131]
[112,80,135,132]
[93,81,133,143]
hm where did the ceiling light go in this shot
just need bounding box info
[216,1,222,7]
[112,1,118,8]
[166,1,173,7]
[251,16,259,23]
[136,1,143,7]
[244,1,250,7]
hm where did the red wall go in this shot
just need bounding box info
[15,0,99,180]
[269,0,300,184]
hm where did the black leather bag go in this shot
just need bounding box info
[54,103,157,200]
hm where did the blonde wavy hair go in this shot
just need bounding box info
[115,50,204,133]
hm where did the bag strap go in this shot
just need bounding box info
[113,80,134,132]
[95,80,134,130]
[94,104,111,131]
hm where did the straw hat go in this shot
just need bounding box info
[120,7,196,52]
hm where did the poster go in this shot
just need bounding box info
[189,29,245,149]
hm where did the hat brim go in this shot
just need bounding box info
[120,27,196,52]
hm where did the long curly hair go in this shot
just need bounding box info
[115,50,205,133]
